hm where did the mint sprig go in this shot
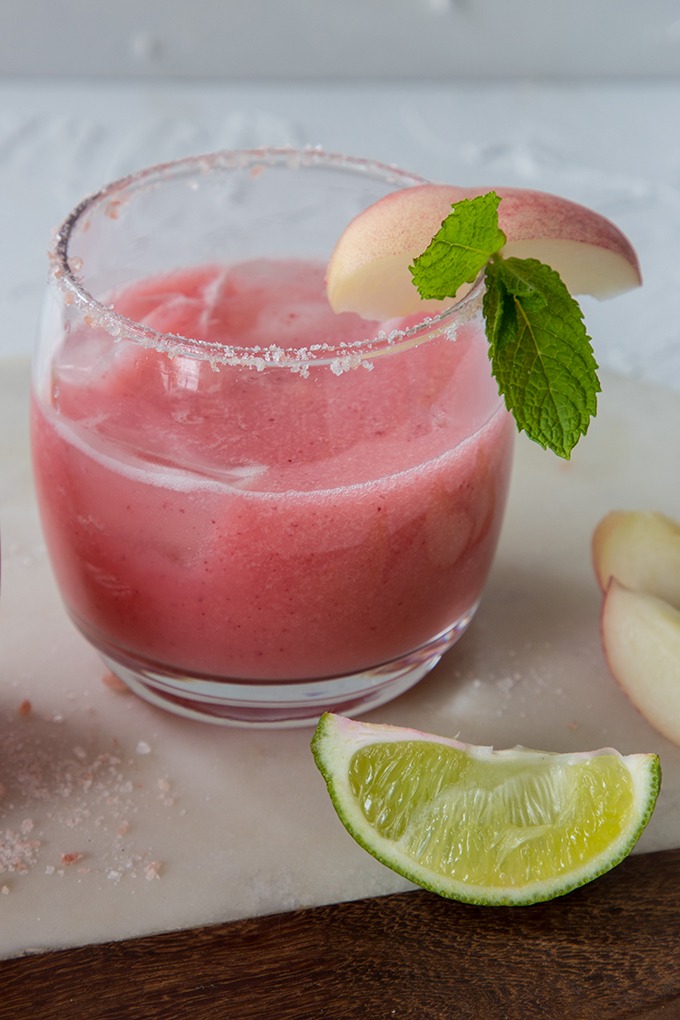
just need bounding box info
[410,192,507,299]
[410,192,600,459]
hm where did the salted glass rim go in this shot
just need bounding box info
[49,146,485,371]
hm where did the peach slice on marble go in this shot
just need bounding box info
[326,184,642,320]
[593,510,680,608]
[601,579,680,746]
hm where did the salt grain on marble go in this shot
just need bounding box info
[61,852,85,866]
[101,671,130,694]
[1,700,175,886]
[0,829,42,874]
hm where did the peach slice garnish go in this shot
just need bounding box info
[326,184,642,320]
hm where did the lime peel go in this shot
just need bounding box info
[311,713,661,907]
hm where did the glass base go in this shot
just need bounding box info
[100,605,479,728]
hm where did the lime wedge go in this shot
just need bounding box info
[311,713,660,906]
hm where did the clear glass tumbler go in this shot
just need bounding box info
[31,148,514,727]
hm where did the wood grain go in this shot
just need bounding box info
[2,848,680,1020]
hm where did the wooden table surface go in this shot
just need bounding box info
[2,847,679,1020]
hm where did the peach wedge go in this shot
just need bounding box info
[326,184,642,320]
[593,510,680,607]
[601,580,680,746]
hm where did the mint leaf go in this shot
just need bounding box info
[410,192,601,459]
[484,257,600,459]
[410,192,506,300]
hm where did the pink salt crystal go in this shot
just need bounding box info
[101,671,130,694]
[0,830,41,873]
[61,852,85,866]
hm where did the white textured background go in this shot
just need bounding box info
[2,0,680,79]
[0,2,679,376]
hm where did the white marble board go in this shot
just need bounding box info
[1,357,679,960]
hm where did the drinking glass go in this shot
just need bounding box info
[31,148,514,726]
